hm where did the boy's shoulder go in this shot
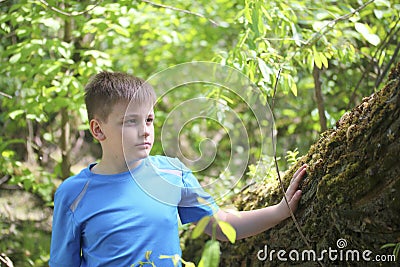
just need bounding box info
[149,155,189,172]
[54,166,91,201]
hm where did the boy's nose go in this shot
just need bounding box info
[141,124,151,137]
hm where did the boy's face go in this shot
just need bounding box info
[100,100,155,168]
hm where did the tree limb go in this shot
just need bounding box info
[347,21,400,109]
[140,0,219,27]
[313,65,327,132]
[38,0,103,17]
[0,253,14,267]
[0,91,12,98]
[303,0,375,47]
[375,38,400,89]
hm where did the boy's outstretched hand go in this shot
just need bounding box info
[205,164,308,241]
[278,164,307,219]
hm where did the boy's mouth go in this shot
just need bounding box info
[136,142,152,148]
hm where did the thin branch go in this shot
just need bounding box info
[262,37,308,44]
[140,0,219,27]
[313,65,327,132]
[0,253,13,267]
[270,69,325,267]
[0,175,10,186]
[303,0,375,47]
[347,21,400,109]
[38,0,103,17]
[375,37,400,89]
[0,91,12,98]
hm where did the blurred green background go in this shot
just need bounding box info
[0,0,399,265]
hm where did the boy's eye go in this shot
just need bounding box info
[146,118,154,123]
[126,119,136,124]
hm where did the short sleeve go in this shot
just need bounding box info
[178,165,219,224]
[49,190,82,267]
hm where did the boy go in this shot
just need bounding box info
[50,71,307,266]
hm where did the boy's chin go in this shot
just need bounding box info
[125,155,149,165]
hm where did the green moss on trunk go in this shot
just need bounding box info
[184,63,400,266]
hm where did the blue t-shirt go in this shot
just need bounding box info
[50,156,218,267]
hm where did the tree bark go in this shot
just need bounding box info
[60,13,72,179]
[313,65,327,132]
[183,62,400,266]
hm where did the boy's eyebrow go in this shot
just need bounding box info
[124,114,139,118]
[122,113,154,119]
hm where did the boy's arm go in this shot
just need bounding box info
[49,191,82,266]
[204,164,307,241]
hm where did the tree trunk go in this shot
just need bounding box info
[183,62,400,266]
[313,65,327,132]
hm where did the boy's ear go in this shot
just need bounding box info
[90,119,106,141]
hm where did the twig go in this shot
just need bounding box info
[38,0,103,17]
[375,38,400,89]
[0,253,14,267]
[0,175,10,186]
[347,20,400,109]
[140,0,219,27]
[303,0,375,47]
[270,69,325,267]
[0,91,12,98]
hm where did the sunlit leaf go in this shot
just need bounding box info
[288,75,298,96]
[198,240,220,267]
[319,52,328,69]
[257,58,272,83]
[355,22,380,46]
[192,216,211,239]
[313,48,322,69]
[218,220,236,243]
[9,53,21,64]
[8,109,24,119]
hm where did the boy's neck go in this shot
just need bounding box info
[90,158,143,175]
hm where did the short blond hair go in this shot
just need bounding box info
[84,71,156,122]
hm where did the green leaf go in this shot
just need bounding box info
[8,109,24,119]
[57,46,69,59]
[319,52,328,69]
[257,58,271,83]
[9,53,21,64]
[43,64,60,76]
[244,3,252,23]
[288,75,298,96]
[198,240,220,267]
[313,47,322,69]
[112,24,130,37]
[381,243,396,249]
[192,216,211,239]
[355,22,380,46]
[217,220,236,243]
[23,178,33,190]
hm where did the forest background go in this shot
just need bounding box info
[0,0,399,266]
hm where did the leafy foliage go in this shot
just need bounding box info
[0,0,399,265]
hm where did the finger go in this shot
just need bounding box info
[293,164,307,177]
[292,164,307,179]
[290,165,307,186]
[288,190,302,211]
[290,167,306,190]
[287,167,307,197]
